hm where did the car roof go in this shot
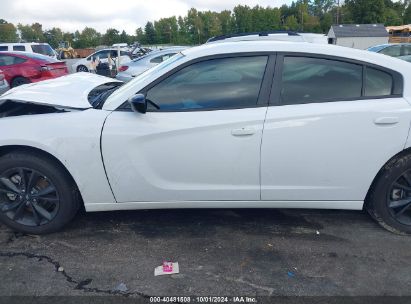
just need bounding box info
[182,40,403,64]
[0,42,50,46]
[0,51,56,61]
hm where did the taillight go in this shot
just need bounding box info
[119,65,129,72]
[40,66,52,71]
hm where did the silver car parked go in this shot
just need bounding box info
[116,47,187,82]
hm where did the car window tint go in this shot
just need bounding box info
[150,55,164,63]
[280,56,362,105]
[402,45,411,56]
[0,46,8,51]
[380,45,401,57]
[365,67,393,97]
[93,51,109,60]
[0,55,26,66]
[31,44,54,56]
[146,56,268,111]
[13,45,25,51]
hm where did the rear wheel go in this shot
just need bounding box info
[367,153,411,234]
[0,152,80,234]
[11,77,30,88]
[77,65,88,72]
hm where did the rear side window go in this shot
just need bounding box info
[380,45,401,57]
[13,45,25,51]
[402,45,411,56]
[146,56,268,111]
[365,67,393,97]
[0,55,26,66]
[150,53,176,64]
[280,56,362,105]
[0,46,8,51]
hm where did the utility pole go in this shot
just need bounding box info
[336,0,340,25]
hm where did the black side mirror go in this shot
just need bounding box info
[128,94,147,114]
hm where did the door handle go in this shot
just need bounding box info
[374,117,400,125]
[231,127,256,136]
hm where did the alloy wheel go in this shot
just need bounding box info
[388,170,411,226]
[0,167,60,227]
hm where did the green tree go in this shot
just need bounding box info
[285,15,299,30]
[345,0,386,24]
[102,28,120,46]
[44,27,63,48]
[145,22,156,44]
[0,20,18,42]
[136,27,146,44]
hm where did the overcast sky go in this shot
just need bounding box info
[1,0,293,34]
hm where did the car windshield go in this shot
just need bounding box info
[367,45,389,53]
[31,44,55,57]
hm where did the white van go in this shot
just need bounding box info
[0,43,57,59]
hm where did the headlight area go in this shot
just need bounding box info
[0,100,79,118]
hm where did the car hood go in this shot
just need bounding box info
[0,73,122,109]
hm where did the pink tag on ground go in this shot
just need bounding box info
[162,261,173,273]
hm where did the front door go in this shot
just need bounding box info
[102,55,272,202]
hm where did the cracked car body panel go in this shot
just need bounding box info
[0,72,122,109]
[0,109,116,205]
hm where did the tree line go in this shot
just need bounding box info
[1,0,411,48]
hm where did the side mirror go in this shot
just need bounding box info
[128,93,147,114]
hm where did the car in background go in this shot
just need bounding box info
[72,48,132,73]
[0,52,68,88]
[0,69,9,95]
[0,43,57,59]
[367,43,411,62]
[116,47,186,82]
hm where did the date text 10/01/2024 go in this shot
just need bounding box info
[149,297,258,303]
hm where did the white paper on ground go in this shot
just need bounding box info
[154,262,180,276]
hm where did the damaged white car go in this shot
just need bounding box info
[2,41,411,234]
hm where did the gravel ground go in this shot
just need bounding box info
[0,207,411,301]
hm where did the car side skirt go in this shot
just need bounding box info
[85,200,363,212]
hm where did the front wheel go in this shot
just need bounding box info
[367,153,411,234]
[0,152,80,234]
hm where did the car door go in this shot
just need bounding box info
[261,54,411,202]
[102,54,274,202]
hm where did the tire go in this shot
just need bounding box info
[77,65,89,73]
[366,152,411,234]
[0,152,80,234]
[11,77,30,88]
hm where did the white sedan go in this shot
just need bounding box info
[1,41,411,234]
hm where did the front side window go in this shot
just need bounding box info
[280,56,362,105]
[13,45,25,51]
[145,56,268,111]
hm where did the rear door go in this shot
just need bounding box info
[102,54,274,202]
[261,54,411,202]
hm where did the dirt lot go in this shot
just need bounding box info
[1,208,411,301]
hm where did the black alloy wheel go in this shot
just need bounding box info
[0,167,60,227]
